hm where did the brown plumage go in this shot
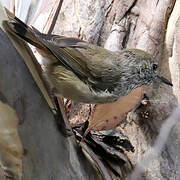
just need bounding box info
[3,8,173,104]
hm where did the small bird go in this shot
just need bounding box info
[3,9,173,104]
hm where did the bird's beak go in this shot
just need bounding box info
[156,75,173,86]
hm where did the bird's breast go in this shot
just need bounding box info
[46,65,117,104]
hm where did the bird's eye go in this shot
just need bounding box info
[153,64,158,70]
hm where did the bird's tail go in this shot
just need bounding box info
[2,8,45,49]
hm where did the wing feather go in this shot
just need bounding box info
[38,34,119,92]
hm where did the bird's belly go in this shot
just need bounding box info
[53,79,115,104]
[47,66,116,104]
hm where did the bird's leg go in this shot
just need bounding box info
[140,94,149,106]
[80,120,90,142]
[52,96,73,137]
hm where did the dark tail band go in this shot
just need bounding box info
[3,8,45,49]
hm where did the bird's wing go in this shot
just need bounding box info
[38,34,119,92]
[41,35,91,79]
[3,7,119,92]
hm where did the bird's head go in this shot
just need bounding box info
[117,49,173,95]
[129,49,173,86]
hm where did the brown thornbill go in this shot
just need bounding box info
[3,8,173,104]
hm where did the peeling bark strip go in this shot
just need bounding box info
[47,0,64,35]
[167,1,180,102]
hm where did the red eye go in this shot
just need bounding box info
[153,64,158,70]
